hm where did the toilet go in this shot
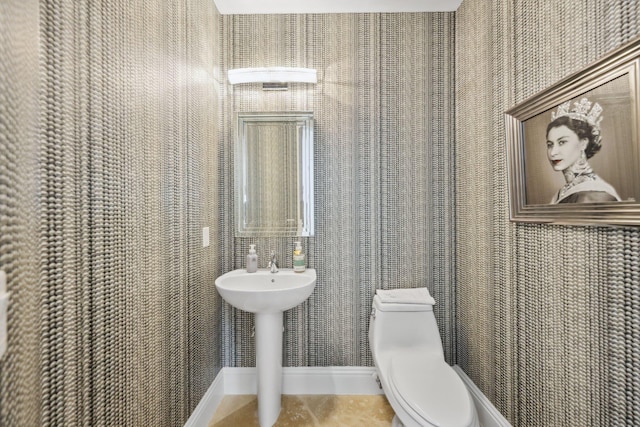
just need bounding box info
[369,288,479,427]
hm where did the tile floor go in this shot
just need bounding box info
[209,394,396,427]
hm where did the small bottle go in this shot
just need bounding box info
[246,244,258,273]
[293,241,305,273]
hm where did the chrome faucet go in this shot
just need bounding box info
[268,251,278,273]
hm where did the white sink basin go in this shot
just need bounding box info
[215,268,316,313]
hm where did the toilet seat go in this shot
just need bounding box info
[388,353,474,427]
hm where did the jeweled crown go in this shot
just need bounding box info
[551,97,603,132]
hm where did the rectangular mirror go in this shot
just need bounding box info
[235,111,314,236]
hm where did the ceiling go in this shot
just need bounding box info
[213,0,464,15]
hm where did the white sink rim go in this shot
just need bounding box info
[215,268,317,313]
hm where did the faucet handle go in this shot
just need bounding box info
[269,251,278,272]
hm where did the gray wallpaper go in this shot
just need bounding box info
[456,1,640,425]
[222,13,457,368]
[0,0,42,425]
[0,0,223,425]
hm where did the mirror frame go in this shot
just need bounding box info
[234,111,314,237]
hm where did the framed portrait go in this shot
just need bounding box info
[505,36,640,226]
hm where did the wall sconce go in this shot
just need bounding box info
[227,67,317,90]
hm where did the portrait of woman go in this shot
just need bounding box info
[545,97,621,204]
[508,46,640,224]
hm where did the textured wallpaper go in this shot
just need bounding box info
[0,0,222,425]
[222,13,457,368]
[0,0,42,425]
[456,1,640,425]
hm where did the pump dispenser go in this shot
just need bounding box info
[293,241,305,273]
[246,244,258,273]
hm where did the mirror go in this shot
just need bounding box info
[235,111,314,237]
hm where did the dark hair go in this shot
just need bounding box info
[546,116,602,158]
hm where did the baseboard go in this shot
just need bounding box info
[452,365,512,427]
[184,369,225,427]
[282,366,383,395]
[185,365,510,427]
[225,366,384,395]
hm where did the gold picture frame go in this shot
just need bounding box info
[505,36,640,226]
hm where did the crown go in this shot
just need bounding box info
[551,97,604,131]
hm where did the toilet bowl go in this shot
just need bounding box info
[369,289,478,427]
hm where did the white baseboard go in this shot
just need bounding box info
[282,366,383,395]
[452,365,512,427]
[185,365,509,427]
[184,370,225,427]
[222,366,383,395]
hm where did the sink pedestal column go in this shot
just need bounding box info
[255,311,284,427]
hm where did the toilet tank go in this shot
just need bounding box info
[369,295,444,357]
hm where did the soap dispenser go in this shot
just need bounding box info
[246,244,258,273]
[293,241,305,273]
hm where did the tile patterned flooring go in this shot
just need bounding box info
[209,394,396,427]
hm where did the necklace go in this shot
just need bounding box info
[558,172,597,200]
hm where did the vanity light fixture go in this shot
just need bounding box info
[228,67,317,90]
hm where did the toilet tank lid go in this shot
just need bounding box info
[373,294,433,312]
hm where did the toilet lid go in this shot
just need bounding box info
[389,353,474,427]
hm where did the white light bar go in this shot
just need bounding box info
[227,67,317,85]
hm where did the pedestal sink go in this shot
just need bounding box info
[215,268,317,427]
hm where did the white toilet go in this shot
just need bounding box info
[369,288,479,427]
